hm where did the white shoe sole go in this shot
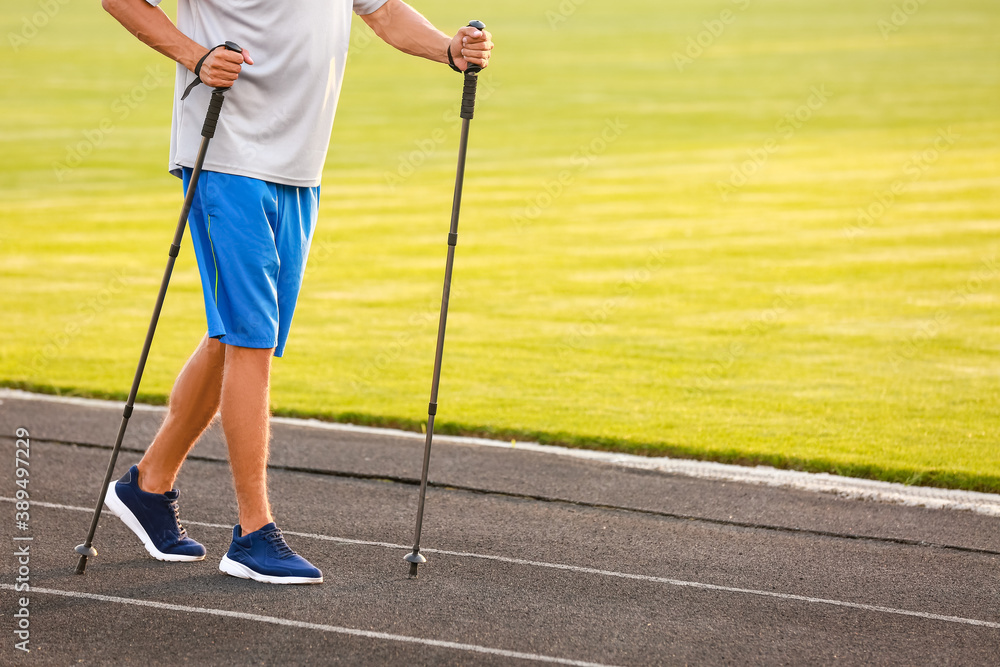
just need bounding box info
[219,555,323,584]
[104,482,205,562]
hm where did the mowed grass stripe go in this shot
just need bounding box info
[1,0,999,490]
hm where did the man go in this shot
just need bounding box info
[99,0,494,584]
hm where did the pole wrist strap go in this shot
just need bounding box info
[181,44,225,100]
[446,44,463,73]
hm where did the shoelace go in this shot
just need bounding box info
[262,528,295,558]
[166,498,188,538]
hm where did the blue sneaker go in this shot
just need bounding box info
[104,465,206,562]
[219,523,323,584]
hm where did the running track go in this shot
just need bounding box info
[1,390,998,665]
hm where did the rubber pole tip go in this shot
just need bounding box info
[469,20,485,30]
[404,551,425,578]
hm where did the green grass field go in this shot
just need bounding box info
[2,1,999,490]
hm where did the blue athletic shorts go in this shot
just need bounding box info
[182,168,319,357]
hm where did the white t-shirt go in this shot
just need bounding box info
[145,0,389,187]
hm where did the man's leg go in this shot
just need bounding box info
[219,344,274,533]
[216,343,322,584]
[104,334,222,562]
[136,334,225,493]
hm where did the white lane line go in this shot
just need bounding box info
[11,498,1000,631]
[0,585,614,667]
[5,387,1000,516]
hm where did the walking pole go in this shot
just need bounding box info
[405,21,486,578]
[74,42,243,575]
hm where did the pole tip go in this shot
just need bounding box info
[404,550,426,578]
[75,544,97,575]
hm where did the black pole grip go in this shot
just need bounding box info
[458,21,485,120]
[200,41,241,138]
[201,89,227,138]
[460,71,479,120]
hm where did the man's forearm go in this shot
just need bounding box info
[361,0,451,63]
[102,0,205,72]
